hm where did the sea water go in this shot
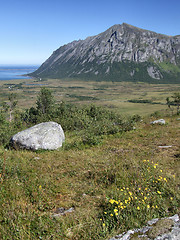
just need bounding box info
[0,65,39,80]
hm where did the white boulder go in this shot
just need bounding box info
[11,122,65,150]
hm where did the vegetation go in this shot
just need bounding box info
[128,99,162,104]
[0,88,137,148]
[166,92,180,115]
[35,61,180,84]
[0,87,179,239]
[1,79,180,116]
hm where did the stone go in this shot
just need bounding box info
[109,214,180,240]
[158,146,172,149]
[11,121,65,150]
[150,119,165,125]
[148,218,159,226]
[52,207,75,218]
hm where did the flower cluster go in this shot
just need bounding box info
[100,159,176,230]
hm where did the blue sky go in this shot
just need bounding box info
[0,0,180,65]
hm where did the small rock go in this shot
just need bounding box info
[158,145,172,149]
[150,119,165,125]
[52,207,75,218]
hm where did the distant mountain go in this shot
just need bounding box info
[30,23,180,83]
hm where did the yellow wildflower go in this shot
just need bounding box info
[104,212,107,214]
[103,223,105,227]
[164,178,167,182]
[147,205,150,209]
[109,199,115,204]
[157,191,161,194]
[137,206,140,210]
[110,214,113,216]
[114,209,118,213]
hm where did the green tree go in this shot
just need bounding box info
[36,87,55,118]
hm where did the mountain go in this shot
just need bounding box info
[30,23,180,83]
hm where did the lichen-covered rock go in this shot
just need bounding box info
[11,122,65,150]
[109,214,180,240]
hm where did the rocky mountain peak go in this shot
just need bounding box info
[30,23,180,83]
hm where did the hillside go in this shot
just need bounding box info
[0,84,179,239]
[0,113,179,239]
[30,23,180,83]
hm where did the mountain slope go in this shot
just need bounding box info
[31,23,180,83]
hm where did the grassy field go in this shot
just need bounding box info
[0,78,180,115]
[0,115,179,239]
[0,78,180,239]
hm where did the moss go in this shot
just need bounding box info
[130,232,148,240]
[147,219,174,238]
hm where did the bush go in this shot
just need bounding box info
[0,88,136,148]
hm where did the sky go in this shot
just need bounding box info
[0,0,180,65]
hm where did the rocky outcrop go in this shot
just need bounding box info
[30,23,180,83]
[109,214,180,240]
[11,122,65,150]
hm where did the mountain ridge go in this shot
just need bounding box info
[30,23,180,83]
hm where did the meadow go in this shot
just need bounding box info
[0,78,179,239]
[0,78,180,115]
